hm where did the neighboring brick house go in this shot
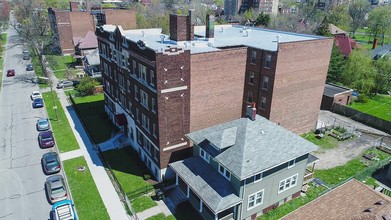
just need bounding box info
[225,0,280,19]
[95,12,332,181]
[334,35,358,57]
[170,115,319,220]
[282,179,391,219]
[321,83,353,110]
[48,1,136,55]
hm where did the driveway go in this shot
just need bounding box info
[314,110,391,170]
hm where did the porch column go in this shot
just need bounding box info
[215,213,218,220]
[187,185,190,198]
[199,200,203,212]
[176,174,178,185]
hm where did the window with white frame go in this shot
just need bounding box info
[142,114,150,132]
[262,76,269,90]
[136,108,140,122]
[248,72,255,85]
[218,164,231,180]
[140,90,148,109]
[247,189,264,210]
[150,70,155,86]
[278,174,298,193]
[151,98,156,113]
[127,80,131,93]
[134,85,139,100]
[199,148,210,163]
[250,51,257,64]
[254,173,263,182]
[139,64,147,82]
[260,97,267,109]
[264,54,272,68]
[288,159,295,168]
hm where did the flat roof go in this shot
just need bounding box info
[186,115,319,179]
[323,83,352,97]
[282,179,391,220]
[101,24,325,54]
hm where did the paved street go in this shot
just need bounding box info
[0,15,52,219]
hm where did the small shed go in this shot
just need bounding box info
[321,83,353,110]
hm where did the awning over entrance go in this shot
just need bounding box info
[115,113,128,126]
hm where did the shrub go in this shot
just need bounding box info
[75,77,99,96]
[356,94,369,103]
[143,174,151,180]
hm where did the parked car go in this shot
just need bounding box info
[33,98,44,108]
[23,49,30,60]
[56,80,73,89]
[38,131,55,148]
[51,200,78,220]
[45,175,68,204]
[42,152,61,175]
[6,69,15,77]
[36,118,50,131]
[26,64,34,71]
[31,91,42,100]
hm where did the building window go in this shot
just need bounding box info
[247,91,253,103]
[136,108,140,122]
[264,54,272,69]
[199,148,210,163]
[248,72,255,85]
[150,70,155,87]
[254,173,263,182]
[139,64,147,82]
[151,98,156,113]
[247,189,264,210]
[152,123,157,137]
[140,90,148,109]
[260,97,267,109]
[278,174,298,193]
[251,50,257,64]
[134,85,139,101]
[262,76,269,90]
[218,164,231,180]
[127,80,131,93]
[142,114,150,132]
[288,159,295,168]
[132,60,137,75]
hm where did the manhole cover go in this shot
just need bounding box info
[77,166,86,172]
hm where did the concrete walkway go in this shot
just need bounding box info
[59,149,83,161]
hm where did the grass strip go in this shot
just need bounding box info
[146,214,176,220]
[42,91,79,152]
[63,157,109,220]
[132,196,157,213]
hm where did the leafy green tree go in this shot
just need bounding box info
[255,12,270,27]
[316,16,331,36]
[373,57,391,94]
[76,77,99,96]
[327,45,347,83]
[367,6,391,46]
[348,0,370,38]
[328,5,350,31]
[342,50,376,95]
[243,8,256,23]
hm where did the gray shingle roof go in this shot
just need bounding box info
[170,157,242,213]
[371,44,391,59]
[186,115,319,180]
[323,83,352,97]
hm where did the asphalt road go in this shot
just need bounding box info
[0,15,52,220]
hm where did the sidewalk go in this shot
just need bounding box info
[46,74,130,219]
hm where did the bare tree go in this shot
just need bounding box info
[0,0,10,35]
[348,0,370,38]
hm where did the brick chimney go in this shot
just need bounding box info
[372,38,378,49]
[206,14,215,39]
[169,10,194,42]
[70,1,79,11]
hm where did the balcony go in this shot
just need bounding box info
[303,168,314,185]
[303,154,319,185]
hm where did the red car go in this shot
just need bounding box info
[6,69,15,77]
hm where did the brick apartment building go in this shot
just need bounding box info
[96,12,333,181]
[48,1,136,55]
[225,0,280,19]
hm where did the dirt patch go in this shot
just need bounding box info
[314,133,381,169]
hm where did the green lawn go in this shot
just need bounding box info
[301,131,339,150]
[132,196,157,213]
[46,55,76,79]
[42,91,79,152]
[0,33,7,90]
[315,148,390,185]
[67,92,117,144]
[349,95,391,122]
[102,148,152,193]
[146,214,176,220]
[63,157,109,220]
[31,51,48,89]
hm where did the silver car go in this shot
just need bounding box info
[56,80,73,89]
[45,175,68,204]
[36,118,50,131]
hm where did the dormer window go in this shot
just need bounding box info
[199,148,210,163]
[109,32,114,41]
[218,164,231,181]
[122,37,129,47]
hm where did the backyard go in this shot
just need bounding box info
[63,156,109,220]
[46,55,78,79]
[42,91,79,152]
[349,94,391,122]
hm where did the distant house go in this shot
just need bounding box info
[74,31,98,55]
[371,44,391,60]
[321,83,353,110]
[282,179,391,219]
[328,24,347,36]
[334,35,358,57]
[82,49,101,78]
[169,115,319,220]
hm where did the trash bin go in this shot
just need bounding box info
[155,189,164,201]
